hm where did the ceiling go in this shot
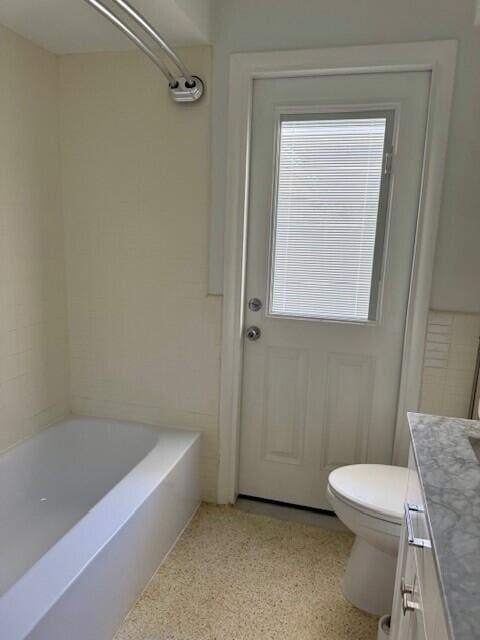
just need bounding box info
[0,0,212,54]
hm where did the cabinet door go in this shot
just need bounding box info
[417,531,450,640]
[392,446,449,640]
[391,519,416,639]
[409,562,427,640]
[391,524,427,640]
[406,448,449,639]
[409,604,427,640]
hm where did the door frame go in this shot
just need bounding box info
[217,41,457,504]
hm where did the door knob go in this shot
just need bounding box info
[246,326,261,341]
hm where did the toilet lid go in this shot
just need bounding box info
[328,464,408,524]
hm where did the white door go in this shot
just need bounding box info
[238,71,430,509]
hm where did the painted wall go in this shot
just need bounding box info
[59,48,221,501]
[175,0,213,42]
[0,26,70,452]
[209,0,480,315]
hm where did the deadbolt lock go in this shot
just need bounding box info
[248,297,263,312]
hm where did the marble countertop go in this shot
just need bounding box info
[408,413,480,640]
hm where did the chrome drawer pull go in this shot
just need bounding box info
[402,592,421,615]
[404,502,432,549]
[401,578,414,596]
[400,578,420,615]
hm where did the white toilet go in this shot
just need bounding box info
[327,464,408,616]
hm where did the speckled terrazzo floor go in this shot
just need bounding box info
[113,504,378,640]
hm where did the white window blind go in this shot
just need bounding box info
[270,114,389,322]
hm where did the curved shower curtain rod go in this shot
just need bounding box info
[83,0,204,102]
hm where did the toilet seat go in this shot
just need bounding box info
[328,464,408,525]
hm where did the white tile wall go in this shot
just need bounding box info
[420,311,480,418]
[0,26,70,452]
[59,48,221,501]
[423,312,452,368]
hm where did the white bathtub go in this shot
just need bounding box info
[0,416,201,640]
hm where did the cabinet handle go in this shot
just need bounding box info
[404,502,432,549]
[401,578,414,596]
[402,592,421,615]
[400,578,420,616]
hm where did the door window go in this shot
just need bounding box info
[269,111,394,322]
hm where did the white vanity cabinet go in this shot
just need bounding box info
[390,448,450,640]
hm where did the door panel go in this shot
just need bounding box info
[321,353,375,470]
[261,346,308,465]
[239,71,431,509]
